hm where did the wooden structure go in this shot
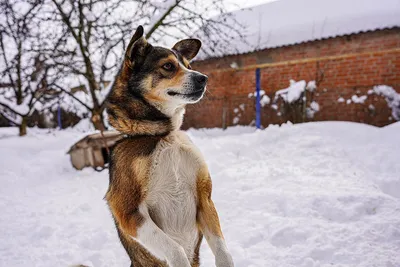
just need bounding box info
[68,131,123,170]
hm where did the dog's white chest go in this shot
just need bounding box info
[146,131,202,260]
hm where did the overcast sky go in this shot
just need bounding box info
[225,0,278,12]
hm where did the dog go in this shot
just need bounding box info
[105,25,234,267]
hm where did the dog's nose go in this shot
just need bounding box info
[194,74,208,87]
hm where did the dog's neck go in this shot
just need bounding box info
[107,86,185,137]
[106,63,188,137]
[151,101,186,131]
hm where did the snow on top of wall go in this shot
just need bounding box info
[196,0,400,59]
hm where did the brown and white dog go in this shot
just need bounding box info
[105,26,234,267]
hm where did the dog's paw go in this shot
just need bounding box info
[169,247,192,267]
[215,251,234,267]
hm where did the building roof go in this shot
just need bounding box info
[196,0,400,59]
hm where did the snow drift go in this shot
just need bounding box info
[0,121,399,267]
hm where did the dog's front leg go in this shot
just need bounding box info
[135,204,192,267]
[109,198,191,267]
[197,168,234,267]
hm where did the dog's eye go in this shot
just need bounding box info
[162,63,174,71]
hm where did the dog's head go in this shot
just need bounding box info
[122,26,207,108]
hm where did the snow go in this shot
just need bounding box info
[249,90,270,107]
[275,80,306,103]
[83,7,96,22]
[249,90,266,98]
[310,101,320,112]
[72,118,96,133]
[0,90,31,115]
[196,0,400,58]
[306,101,320,119]
[260,95,271,107]
[306,81,317,92]
[372,85,400,120]
[337,97,345,103]
[351,95,368,104]
[148,0,177,30]
[230,62,239,69]
[1,121,400,267]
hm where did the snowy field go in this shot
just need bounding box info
[1,121,400,267]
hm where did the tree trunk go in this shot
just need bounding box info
[91,110,106,131]
[19,116,27,136]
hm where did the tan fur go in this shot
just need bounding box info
[143,57,187,104]
[182,57,191,68]
[159,55,179,67]
[106,138,158,237]
[196,166,224,238]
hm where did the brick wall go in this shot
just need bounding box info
[183,28,400,129]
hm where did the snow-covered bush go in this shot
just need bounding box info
[272,80,320,123]
[337,85,399,121]
[232,104,246,125]
[372,85,400,121]
[248,89,271,107]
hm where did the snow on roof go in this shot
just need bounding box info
[196,0,400,59]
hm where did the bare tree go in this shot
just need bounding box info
[48,0,243,131]
[0,0,61,136]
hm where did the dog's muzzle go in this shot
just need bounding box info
[192,73,208,90]
[185,73,208,100]
[167,72,208,101]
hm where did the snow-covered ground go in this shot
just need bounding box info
[1,122,400,267]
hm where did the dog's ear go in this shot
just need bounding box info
[126,25,152,67]
[172,39,202,61]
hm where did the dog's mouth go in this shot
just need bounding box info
[167,89,205,97]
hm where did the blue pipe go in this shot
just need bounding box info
[255,68,261,129]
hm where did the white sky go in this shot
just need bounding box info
[225,0,278,12]
[155,0,279,47]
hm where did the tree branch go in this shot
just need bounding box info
[53,83,93,111]
[145,0,181,39]
[0,101,26,117]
